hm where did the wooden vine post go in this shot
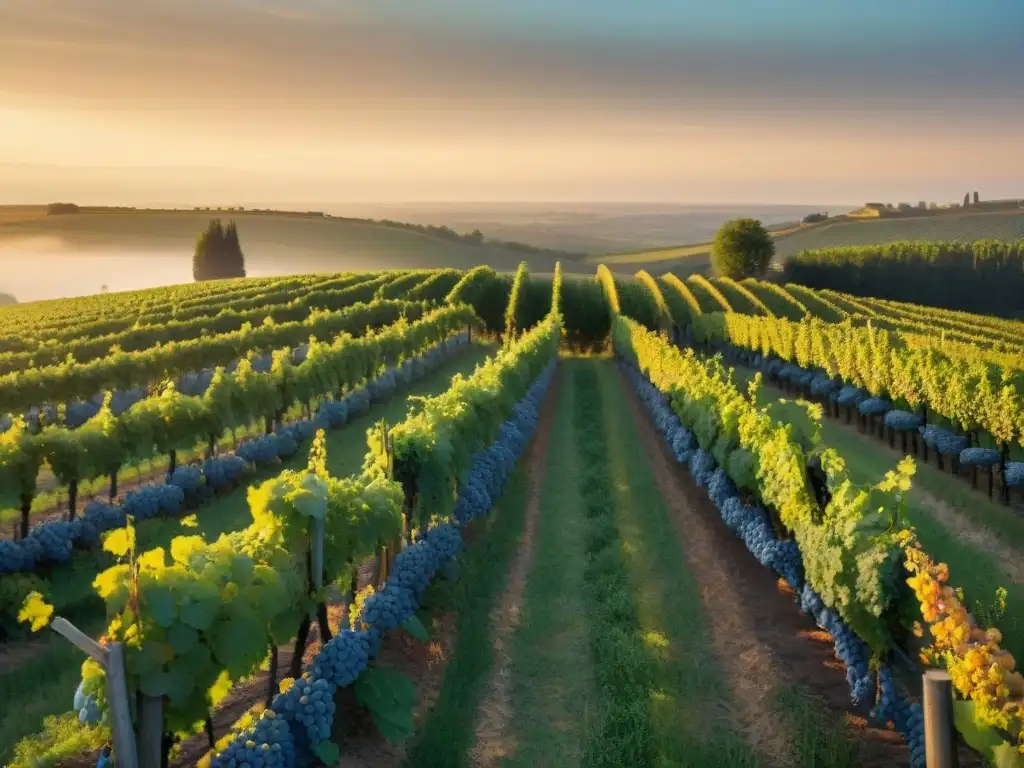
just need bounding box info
[48,617,138,768]
[922,669,957,768]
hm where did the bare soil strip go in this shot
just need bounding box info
[611,365,913,768]
[469,370,560,768]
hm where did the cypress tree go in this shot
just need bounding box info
[193,219,246,281]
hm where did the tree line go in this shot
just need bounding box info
[782,240,1024,318]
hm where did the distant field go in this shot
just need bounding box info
[770,211,1024,259]
[601,210,1024,277]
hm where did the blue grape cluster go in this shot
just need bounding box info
[273,675,338,750]
[238,434,286,466]
[122,484,186,520]
[858,397,891,416]
[919,425,969,456]
[73,679,104,726]
[835,385,868,407]
[343,387,371,418]
[874,665,925,768]
[167,465,209,505]
[884,410,924,432]
[618,363,695,464]
[810,374,840,398]
[213,709,296,768]
[315,400,349,428]
[1005,461,1024,488]
[761,358,784,377]
[203,454,248,491]
[777,363,803,382]
[959,447,1001,468]
[720,496,804,590]
[689,449,716,488]
[798,584,875,705]
[452,358,554,525]
[212,348,553,767]
[311,629,373,687]
[368,369,398,403]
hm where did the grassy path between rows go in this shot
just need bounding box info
[730,364,1024,663]
[0,343,494,767]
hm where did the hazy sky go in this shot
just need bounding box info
[2,0,1023,206]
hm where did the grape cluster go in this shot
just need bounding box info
[873,665,925,768]
[343,387,371,418]
[799,584,875,705]
[95,746,112,768]
[167,465,210,505]
[716,487,804,590]
[858,397,891,416]
[368,369,398,403]
[419,524,463,562]
[315,399,349,428]
[1006,461,1024,488]
[689,449,716,488]
[810,373,840,398]
[238,434,284,466]
[202,454,248,491]
[919,425,968,456]
[776,363,802,382]
[761,358,784,378]
[273,674,338,749]
[73,679,104,726]
[884,410,924,432]
[959,447,1001,468]
[211,709,296,767]
[312,629,373,687]
[122,484,185,519]
[835,385,867,407]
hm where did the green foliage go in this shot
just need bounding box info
[711,277,769,315]
[711,218,775,279]
[782,239,1024,318]
[354,666,417,743]
[595,264,620,315]
[504,261,529,341]
[406,269,462,304]
[633,270,671,330]
[559,276,610,351]
[741,279,809,321]
[380,310,561,529]
[446,266,512,334]
[658,274,703,328]
[193,219,247,281]
[694,310,1024,448]
[9,712,108,768]
[686,274,732,313]
[612,315,912,654]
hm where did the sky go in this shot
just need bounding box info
[1,0,1023,206]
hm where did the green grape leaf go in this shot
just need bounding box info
[354,667,416,744]
[401,615,430,642]
[290,475,329,520]
[170,535,207,566]
[139,669,173,698]
[211,609,265,672]
[137,547,166,571]
[126,642,164,677]
[179,592,219,632]
[164,669,196,707]
[953,700,1024,768]
[229,554,255,585]
[312,741,340,764]
[17,591,54,632]
[103,527,135,558]
[167,622,199,655]
[144,586,178,628]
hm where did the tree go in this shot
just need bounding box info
[711,218,775,279]
[0,292,17,305]
[193,219,247,281]
[973,191,979,204]
[964,192,970,206]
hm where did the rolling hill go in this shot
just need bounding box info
[601,209,1024,276]
[0,207,595,277]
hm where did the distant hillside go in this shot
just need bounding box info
[0,207,600,275]
[601,209,1024,277]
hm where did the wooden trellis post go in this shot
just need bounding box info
[49,617,138,768]
[923,669,957,768]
